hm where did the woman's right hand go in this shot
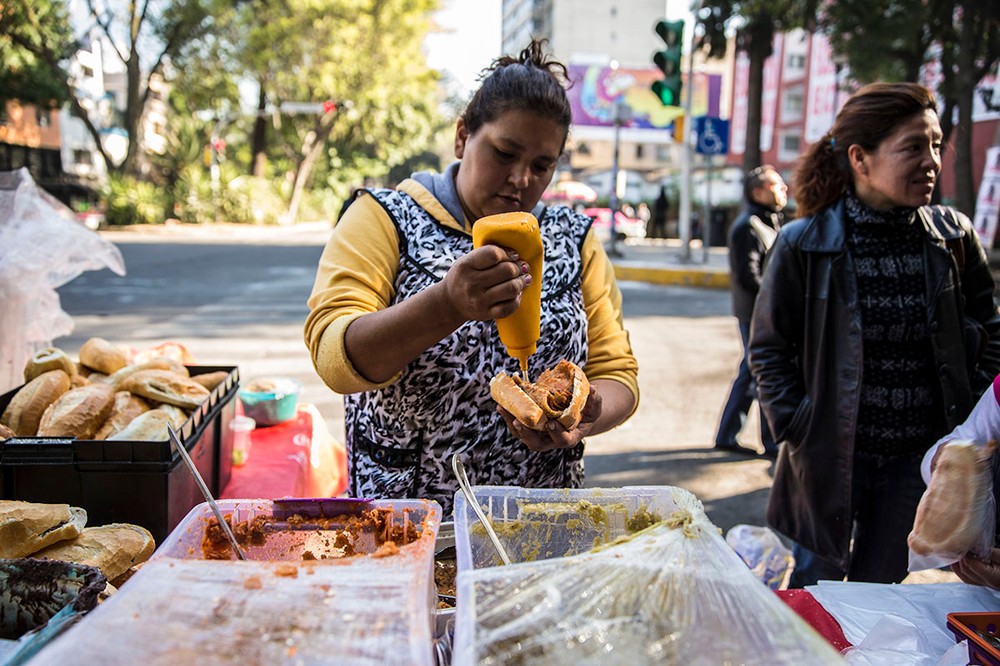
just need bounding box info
[952,548,1000,590]
[440,245,532,323]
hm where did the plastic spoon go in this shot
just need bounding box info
[451,453,511,565]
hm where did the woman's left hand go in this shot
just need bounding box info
[497,385,603,452]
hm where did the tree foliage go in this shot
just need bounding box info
[0,1,76,108]
[696,0,810,170]
[820,0,1000,215]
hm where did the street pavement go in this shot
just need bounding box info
[48,221,953,585]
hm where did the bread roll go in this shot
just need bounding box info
[1,369,72,436]
[908,439,995,558]
[0,500,88,558]
[32,523,156,583]
[78,337,127,375]
[190,370,230,391]
[23,347,77,383]
[37,383,116,439]
[103,357,187,390]
[93,391,152,440]
[155,404,190,430]
[120,369,210,410]
[108,409,173,441]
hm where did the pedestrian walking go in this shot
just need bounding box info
[303,39,639,514]
[714,165,787,458]
[749,82,1000,587]
[650,186,669,238]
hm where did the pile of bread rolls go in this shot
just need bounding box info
[0,499,155,591]
[0,337,230,442]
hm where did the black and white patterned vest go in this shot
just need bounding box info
[344,189,592,515]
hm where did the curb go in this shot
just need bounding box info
[612,263,730,289]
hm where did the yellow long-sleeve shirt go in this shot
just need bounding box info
[303,177,638,411]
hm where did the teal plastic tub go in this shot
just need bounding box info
[238,376,301,427]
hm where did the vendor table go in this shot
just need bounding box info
[219,403,347,500]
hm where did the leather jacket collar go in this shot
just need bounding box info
[797,200,963,253]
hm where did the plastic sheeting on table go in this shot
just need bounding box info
[810,580,1000,664]
[0,168,125,393]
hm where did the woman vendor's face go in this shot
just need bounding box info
[850,108,942,210]
[454,108,565,222]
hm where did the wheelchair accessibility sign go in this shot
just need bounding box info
[693,116,729,156]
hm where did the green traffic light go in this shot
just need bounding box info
[652,18,684,107]
[651,80,681,106]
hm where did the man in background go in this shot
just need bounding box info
[714,165,787,458]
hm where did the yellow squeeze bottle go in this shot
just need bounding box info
[472,212,544,377]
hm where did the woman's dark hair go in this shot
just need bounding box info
[461,38,572,152]
[792,82,938,217]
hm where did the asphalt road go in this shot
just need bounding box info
[51,229,773,540]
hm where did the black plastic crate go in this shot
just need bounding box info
[0,366,239,544]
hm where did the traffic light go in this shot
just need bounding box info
[652,19,684,107]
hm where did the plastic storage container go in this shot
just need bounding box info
[238,376,300,426]
[453,485,678,571]
[156,497,439,561]
[451,485,843,666]
[0,366,238,544]
[30,498,444,666]
[947,612,1000,666]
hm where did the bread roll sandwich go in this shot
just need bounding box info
[37,383,117,439]
[490,359,590,430]
[78,337,128,375]
[908,439,996,558]
[120,369,210,410]
[0,500,88,558]
[33,523,155,583]
[1,369,72,436]
[23,347,77,383]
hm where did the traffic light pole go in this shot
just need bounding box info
[679,39,695,262]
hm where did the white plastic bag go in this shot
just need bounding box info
[907,439,996,572]
[0,168,125,393]
[726,523,793,590]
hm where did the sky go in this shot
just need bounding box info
[424,0,503,100]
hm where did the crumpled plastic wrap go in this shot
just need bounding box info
[452,486,843,665]
[0,168,125,394]
[726,523,793,590]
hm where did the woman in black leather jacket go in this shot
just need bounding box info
[749,82,1000,587]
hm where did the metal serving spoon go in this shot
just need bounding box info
[451,453,511,566]
[168,425,247,560]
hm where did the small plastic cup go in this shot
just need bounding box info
[231,416,256,466]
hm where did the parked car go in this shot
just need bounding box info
[583,207,646,241]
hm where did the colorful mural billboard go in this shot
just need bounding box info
[566,64,722,130]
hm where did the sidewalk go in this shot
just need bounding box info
[608,238,730,289]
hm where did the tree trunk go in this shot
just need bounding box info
[287,115,335,223]
[251,83,268,177]
[122,43,143,176]
[742,20,773,171]
[953,15,978,216]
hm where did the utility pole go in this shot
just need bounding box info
[607,101,630,258]
[678,26,695,263]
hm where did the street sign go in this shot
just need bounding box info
[693,116,729,155]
